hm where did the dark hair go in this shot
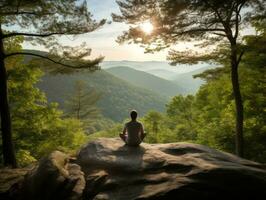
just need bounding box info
[130,110,137,120]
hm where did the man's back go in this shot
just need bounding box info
[124,121,144,146]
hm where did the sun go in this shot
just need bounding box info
[140,21,154,34]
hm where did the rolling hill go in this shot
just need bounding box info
[172,66,218,94]
[37,70,167,122]
[102,61,217,94]
[106,66,186,97]
[101,61,211,79]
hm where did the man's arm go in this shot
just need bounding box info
[140,123,145,140]
[122,124,127,135]
[140,124,144,134]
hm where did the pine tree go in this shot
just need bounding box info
[0,0,105,167]
[64,80,101,131]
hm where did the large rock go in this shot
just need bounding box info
[77,138,266,200]
[1,138,266,200]
[0,151,85,200]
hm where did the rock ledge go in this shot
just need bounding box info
[1,138,266,200]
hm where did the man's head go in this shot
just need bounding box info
[130,110,138,121]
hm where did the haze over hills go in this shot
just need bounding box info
[172,66,218,94]
[106,67,186,97]
[102,60,217,94]
[146,69,176,80]
[37,70,167,122]
[101,61,211,79]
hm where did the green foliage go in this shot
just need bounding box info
[2,59,88,166]
[87,124,123,141]
[90,112,178,144]
[166,95,197,142]
[65,80,101,120]
[16,150,37,167]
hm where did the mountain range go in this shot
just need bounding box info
[101,60,212,80]
[106,66,186,97]
[37,70,167,122]
[25,50,216,122]
[102,61,217,95]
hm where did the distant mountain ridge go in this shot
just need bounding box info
[106,66,186,97]
[172,66,218,94]
[146,69,176,80]
[101,60,211,78]
[103,61,217,94]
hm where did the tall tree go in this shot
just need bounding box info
[0,0,105,167]
[113,0,265,157]
[65,80,101,121]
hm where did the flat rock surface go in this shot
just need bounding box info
[77,138,266,200]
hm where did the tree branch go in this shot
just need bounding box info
[234,1,246,39]
[236,50,245,66]
[173,28,225,36]
[203,0,230,36]
[0,11,40,16]
[2,32,67,39]
[4,52,97,69]
[212,32,227,37]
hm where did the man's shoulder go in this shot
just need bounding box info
[125,121,142,126]
[136,121,143,125]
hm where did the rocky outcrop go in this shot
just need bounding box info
[1,138,266,200]
[77,138,266,200]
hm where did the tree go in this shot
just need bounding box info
[113,0,265,157]
[0,0,105,167]
[65,80,101,120]
[143,111,163,142]
[64,80,102,133]
[166,95,197,141]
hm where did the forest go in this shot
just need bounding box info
[0,0,265,171]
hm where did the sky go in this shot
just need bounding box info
[25,0,168,61]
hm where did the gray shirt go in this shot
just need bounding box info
[123,121,144,146]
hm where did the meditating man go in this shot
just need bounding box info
[120,110,146,146]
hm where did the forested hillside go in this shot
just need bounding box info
[37,70,167,122]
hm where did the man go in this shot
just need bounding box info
[120,110,146,146]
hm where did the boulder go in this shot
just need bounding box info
[0,151,85,200]
[1,138,266,200]
[77,138,266,200]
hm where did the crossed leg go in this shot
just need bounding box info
[120,132,146,144]
[119,133,127,142]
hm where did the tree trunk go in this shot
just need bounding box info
[230,41,244,157]
[0,28,17,167]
